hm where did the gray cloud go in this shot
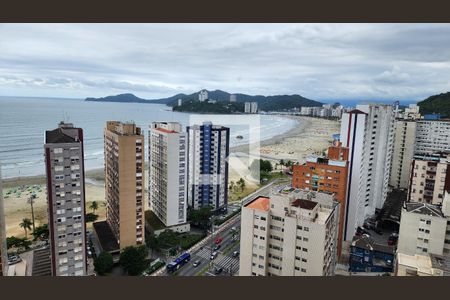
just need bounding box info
[0,24,449,101]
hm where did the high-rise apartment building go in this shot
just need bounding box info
[199,89,208,102]
[44,122,87,276]
[398,193,450,257]
[0,169,7,276]
[104,121,145,248]
[244,102,258,114]
[239,188,339,276]
[149,122,188,229]
[230,94,237,102]
[408,152,450,205]
[390,120,417,189]
[187,122,229,212]
[292,143,349,255]
[415,119,450,154]
[340,104,395,240]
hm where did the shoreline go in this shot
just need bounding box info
[2,115,339,185]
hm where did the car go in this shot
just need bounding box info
[214,266,223,274]
[193,260,201,267]
[215,237,223,245]
[232,251,239,258]
[374,228,383,235]
[7,255,22,265]
[210,251,218,260]
[213,244,221,251]
[355,226,370,236]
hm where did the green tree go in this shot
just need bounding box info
[89,201,99,214]
[32,223,49,241]
[7,236,32,251]
[238,178,246,192]
[94,252,114,275]
[19,218,32,238]
[145,232,159,253]
[280,159,285,167]
[119,245,148,276]
[187,206,213,230]
[229,181,235,191]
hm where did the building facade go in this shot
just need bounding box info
[397,201,450,256]
[230,94,237,102]
[349,235,395,273]
[390,120,417,189]
[292,144,349,255]
[199,89,208,102]
[187,122,229,212]
[415,119,450,154]
[340,105,395,240]
[149,122,188,227]
[104,121,145,248]
[239,188,339,276]
[408,152,450,205]
[44,122,87,276]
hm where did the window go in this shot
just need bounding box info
[54,148,63,154]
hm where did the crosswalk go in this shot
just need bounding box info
[214,255,239,272]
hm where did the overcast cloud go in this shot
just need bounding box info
[0,23,449,101]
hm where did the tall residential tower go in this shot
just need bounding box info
[104,121,145,248]
[44,122,87,276]
[149,122,188,230]
[187,122,230,212]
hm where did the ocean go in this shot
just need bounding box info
[0,96,299,179]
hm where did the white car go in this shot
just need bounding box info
[210,251,218,260]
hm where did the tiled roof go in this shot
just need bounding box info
[245,196,270,212]
[45,128,76,144]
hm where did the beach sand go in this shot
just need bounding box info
[2,116,340,237]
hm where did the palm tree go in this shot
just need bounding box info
[229,181,235,191]
[89,201,99,214]
[19,218,32,238]
[238,178,245,192]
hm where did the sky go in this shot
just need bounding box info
[0,23,450,102]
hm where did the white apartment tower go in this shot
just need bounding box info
[415,119,450,154]
[44,122,87,276]
[149,122,188,227]
[390,120,417,189]
[187,122,230,212]
[199,90,208,102]
[239,188,339,276]
[340,104,395,240]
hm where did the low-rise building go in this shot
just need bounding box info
[398,198,450,256]
[396,252,450,276]
[349,235,395,273]
[239,188,339,276]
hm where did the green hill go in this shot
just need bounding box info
[417,92,450,117]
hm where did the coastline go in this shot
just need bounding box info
[1,114,340,237]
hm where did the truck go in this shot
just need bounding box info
[166,252,191,273]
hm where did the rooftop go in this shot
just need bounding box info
[45,127,79,144]
[245,196,270,212]
[405,202,444,218]
[348,109,368,115]
[291,198,318,210]
[32,247,52,276]
[155,127,177,134]
[93,221,120,253]
[352,235,395,254]
[430,254,450,272]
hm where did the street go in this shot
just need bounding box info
[154,178,289,276]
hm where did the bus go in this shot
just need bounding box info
[166,252,191,273]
